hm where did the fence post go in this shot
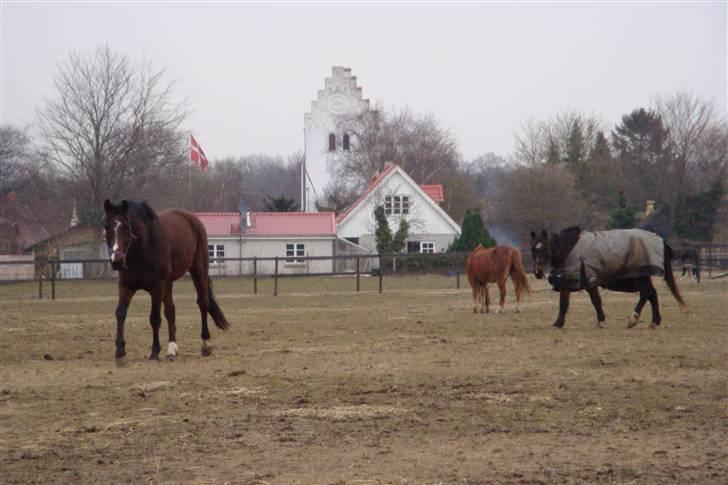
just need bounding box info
[274,256,279,296]
[378,254,383,294]
[356,256,360,292]
[37,262,43,300]
[456,271,460,289]
[51,259,56,300]
[253,256,258,294]
[696,245,701,283]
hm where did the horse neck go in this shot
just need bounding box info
[126,218,160,271]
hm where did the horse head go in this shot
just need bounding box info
[529,229,550,279]
[103,199,138,271]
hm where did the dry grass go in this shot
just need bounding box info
[1,275,726,483]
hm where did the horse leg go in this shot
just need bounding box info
[483,284,490,313]
[586,287,606,328]
[163,280,178,361]
[148,285,164,361]
[553,289,570,328]
[512,275,522,313]
[647,281,661,329]
[628,283,651,328]
[471,281,479,314]
[191,271,213,356]
[496,278,507,314]
[114,286,136,366]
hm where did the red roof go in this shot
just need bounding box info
[195,213,241,236]
[421,185,444,202]
[246,212,336,237]
[195,211,336,238]
[336,163,446,223]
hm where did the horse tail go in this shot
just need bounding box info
[207,279,230,330]
[663,243,686,308]
[509,248,531,294]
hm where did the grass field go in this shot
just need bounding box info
[1,274,726,484]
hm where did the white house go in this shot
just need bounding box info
[196,211,337,276]
[303,66,371,212]
[336,162,462,254]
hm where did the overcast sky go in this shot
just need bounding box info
[2,2,726,162]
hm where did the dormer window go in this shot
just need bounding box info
[328,133,336,151]
[343,133,350,151]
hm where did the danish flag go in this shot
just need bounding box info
[190,135,209,171]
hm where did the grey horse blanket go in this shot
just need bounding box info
[549,229,665,290]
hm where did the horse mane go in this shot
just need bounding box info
[125,201,163,268]
[551,226,582,267]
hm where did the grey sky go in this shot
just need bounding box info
[2,2,726,162]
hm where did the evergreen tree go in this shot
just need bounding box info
[374,205,393,254]
[448,209,497,251]
[263,195,299,212]
[608,192,638,229]
[391,218,410,253]
[674,180,724,241]
[545,137,560,165]
[564,119,586,168]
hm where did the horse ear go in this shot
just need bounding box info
[120,200,129,213]
[103,199,112,213]
[540,229,548,240]
[530,231,537,239]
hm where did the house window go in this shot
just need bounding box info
[384,195,409,215]
[342,133,350,150]
[286,243,305,263]
[328,133,336,151]
[406,241,435,254]
[421,242,435,254]
[208,244,225,264]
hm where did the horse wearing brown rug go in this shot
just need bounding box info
[466,244,531,314]
[530,227,684,329]
[103,200,230,366]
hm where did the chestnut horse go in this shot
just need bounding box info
[103,200,229,366]
[466,244,531,314]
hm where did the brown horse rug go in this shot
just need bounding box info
[549,229,665,290]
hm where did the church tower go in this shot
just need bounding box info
[303,67,370,212]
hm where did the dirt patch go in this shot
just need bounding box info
[1,275,726,483]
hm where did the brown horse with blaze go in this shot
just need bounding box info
[103,199,230,366]
[466,244,531,314]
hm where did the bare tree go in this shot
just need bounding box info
[0,125,32,194]
[653,91,728,200]
[335,105,460,192]
[37,45,186,224]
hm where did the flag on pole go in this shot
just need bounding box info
[190,135,209,171]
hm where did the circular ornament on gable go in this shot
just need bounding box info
[327,93,349,114]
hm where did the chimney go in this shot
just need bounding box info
[239,200,250,231]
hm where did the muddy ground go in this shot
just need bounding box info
[1,275,726,484]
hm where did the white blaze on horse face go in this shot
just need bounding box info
[110,220,122,262]
[535,243,542,249]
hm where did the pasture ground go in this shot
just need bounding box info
[1,275,726,484]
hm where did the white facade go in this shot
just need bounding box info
[337,165,461,254]
[303,66,370,212]
[207,236,336,276]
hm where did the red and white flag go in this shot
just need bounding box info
[190,135,209,171]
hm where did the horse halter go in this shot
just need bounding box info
[531,241,549,279]
[106,218,138,270]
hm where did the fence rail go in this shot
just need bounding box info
[1,244,726,299]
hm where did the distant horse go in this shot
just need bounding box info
[530,228,684,329]
[103,200,230,366]
[466,244,531,314]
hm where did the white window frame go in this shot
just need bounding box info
[420,241,435,254]
[285,243,305,264]
[385,195,409,216]
[208,244,225,264]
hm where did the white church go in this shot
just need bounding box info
[302,66,461,254]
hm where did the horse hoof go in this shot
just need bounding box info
[552,323,564,329]
[166,354,176,362]
[201,347,213,357]
[649,322,658,329]
[596,320,605,329]
[115,355,128,367]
